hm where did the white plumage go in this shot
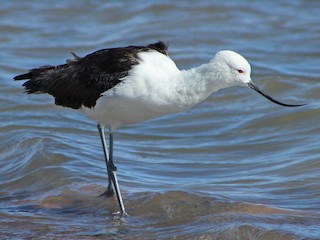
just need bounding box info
[83,50,253,131]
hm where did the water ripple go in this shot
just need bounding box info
[1,0,320,239]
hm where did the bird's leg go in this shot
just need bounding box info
[97,124,114,196]
[108,132,127,217]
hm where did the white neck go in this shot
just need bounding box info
[173,61,231,110]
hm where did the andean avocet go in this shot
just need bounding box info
[14,41,304,217]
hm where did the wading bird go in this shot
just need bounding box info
[14,41,304,217]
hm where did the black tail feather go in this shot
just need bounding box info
[13,65,56,94]
[14,72,32,81]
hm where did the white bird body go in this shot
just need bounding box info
[82,49,252,130]
[82,50,182,129]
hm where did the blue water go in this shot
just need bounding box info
[1,1,320,239]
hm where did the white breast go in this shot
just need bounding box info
[82,50,183,130]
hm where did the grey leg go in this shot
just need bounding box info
[109,132,127,217]
[97,124,114,196]
[97,125,127,217]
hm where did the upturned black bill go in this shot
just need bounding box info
[248,82,305,107]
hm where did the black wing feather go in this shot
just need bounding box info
[14,41,169,109]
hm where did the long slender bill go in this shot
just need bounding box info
[247,82,306,107]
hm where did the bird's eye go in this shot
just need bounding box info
[237,69,244,73]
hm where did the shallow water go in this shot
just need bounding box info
[1,1,320,239]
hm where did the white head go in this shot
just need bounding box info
[210,50,304,107]
[212,50,252,87]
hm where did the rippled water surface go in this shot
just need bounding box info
[1,1,320,239]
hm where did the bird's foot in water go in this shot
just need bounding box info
[112,210,128,222]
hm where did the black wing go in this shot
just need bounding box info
[14,41,169,109]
